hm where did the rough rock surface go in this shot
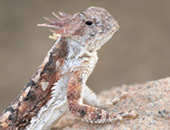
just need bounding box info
[53,77,170,130]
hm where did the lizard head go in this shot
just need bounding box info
[38,6,119,51]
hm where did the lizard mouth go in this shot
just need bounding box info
[114,20,120,32]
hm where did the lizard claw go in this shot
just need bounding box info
[109,92,128,105]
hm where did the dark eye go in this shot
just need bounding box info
[85,21,93,26]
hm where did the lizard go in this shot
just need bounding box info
[0,6,137,130]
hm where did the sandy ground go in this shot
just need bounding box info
[53,77,170,130]
[1,1,170,113]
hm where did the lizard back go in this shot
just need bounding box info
[0,37,68,129]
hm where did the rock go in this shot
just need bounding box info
[53,77,170,130]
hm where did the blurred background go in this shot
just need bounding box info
[0,0,170,112]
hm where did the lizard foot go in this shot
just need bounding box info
[106,92,128,106]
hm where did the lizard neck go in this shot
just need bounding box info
[65,38,98,82]
[66,37,98,73]
[67,38,97,59]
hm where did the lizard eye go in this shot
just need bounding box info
[85,21,93,26]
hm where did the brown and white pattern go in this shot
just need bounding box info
[0,7,137,130]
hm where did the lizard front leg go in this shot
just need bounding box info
[67,71,137,123]
[84,85,129,108]
[83,85,108,108]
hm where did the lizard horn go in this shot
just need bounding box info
[37,11,72,28]
[38,11,74,36]
[58,11,72,18]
